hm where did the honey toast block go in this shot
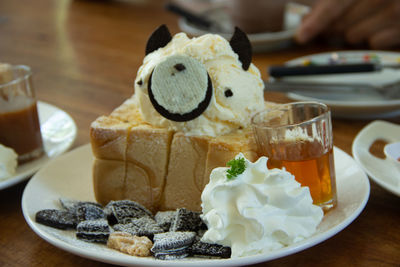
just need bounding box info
[90,97,142,161]
[91,96,264,212]
[90,116,131,161]
[93,158,126,206]
[124,161,154,211]
[160,133,210,211]
[110,97,143,123]
[126,125,174,212]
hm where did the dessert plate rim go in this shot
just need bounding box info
[0,101,77,190]
[21,144,369,266]
[282,50,400,119]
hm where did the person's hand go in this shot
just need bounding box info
[296,0,400,49]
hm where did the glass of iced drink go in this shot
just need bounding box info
[0,64,43,163]
[252,102,337,211]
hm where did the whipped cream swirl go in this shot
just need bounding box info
[201,153,323,258]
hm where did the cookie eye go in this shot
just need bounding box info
[224,89,233,97]
[148,54,213,122]
[174,63,186,71]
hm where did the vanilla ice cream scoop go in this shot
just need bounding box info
[201,153,324,258]
[134,26,265,136]
[0,144,18,181]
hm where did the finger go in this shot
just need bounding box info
[368,27,400,49]
[295,0,356,43]
[345,3,399,44]
[332,0,390,33]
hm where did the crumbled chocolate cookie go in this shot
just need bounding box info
[76,219,110,243]
[145,24,172,55]
[153,249,189,260]
[170,208,206,232]
[104,200,153,225]
[76,204,105,221]
[113,216,163,239]
[154,210,176,231]
[174,63,186,71]
[35,209,77,230]
[191,238,231,258]
[59,198,102,212]
[59,199,105,222]
[151,231,196,260]
[224,88,233,97]
[229,27,252,71]
[36,198,233,260]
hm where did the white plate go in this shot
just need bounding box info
[0,101,77,190]
[177,3,309,53]
[282,51,400,119]
[352,120,400,196]
[22,144,369,266]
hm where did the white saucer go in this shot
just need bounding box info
[352,120,400,196]
[282,51,400,119]
[0,101,77,190]
[22,144,369,266]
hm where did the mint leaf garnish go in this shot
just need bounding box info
[226,157,246,180]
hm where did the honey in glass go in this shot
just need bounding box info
[265,139,337,207]
[0,65,43,163]
[252,102,337,211]
[0,97,43,163]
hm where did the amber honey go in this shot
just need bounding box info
[264,140,337,208]
[0,97,43,163]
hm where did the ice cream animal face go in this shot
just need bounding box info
[134,25,265,136]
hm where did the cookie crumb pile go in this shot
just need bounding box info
[35,199,231,259]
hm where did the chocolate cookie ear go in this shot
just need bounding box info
[229,27,252,71]
[145,24,172,55]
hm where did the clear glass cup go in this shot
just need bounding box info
[0,64,43,163]
[251,102,337,211]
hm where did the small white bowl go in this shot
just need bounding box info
[384,142,400,174]
[352,120,400,196]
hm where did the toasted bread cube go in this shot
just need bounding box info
[93,158,125,206]
[161,133,209,211]
[126,125,173,211]
[90,116,131,161]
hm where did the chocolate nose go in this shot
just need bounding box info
[148,54,213,122]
